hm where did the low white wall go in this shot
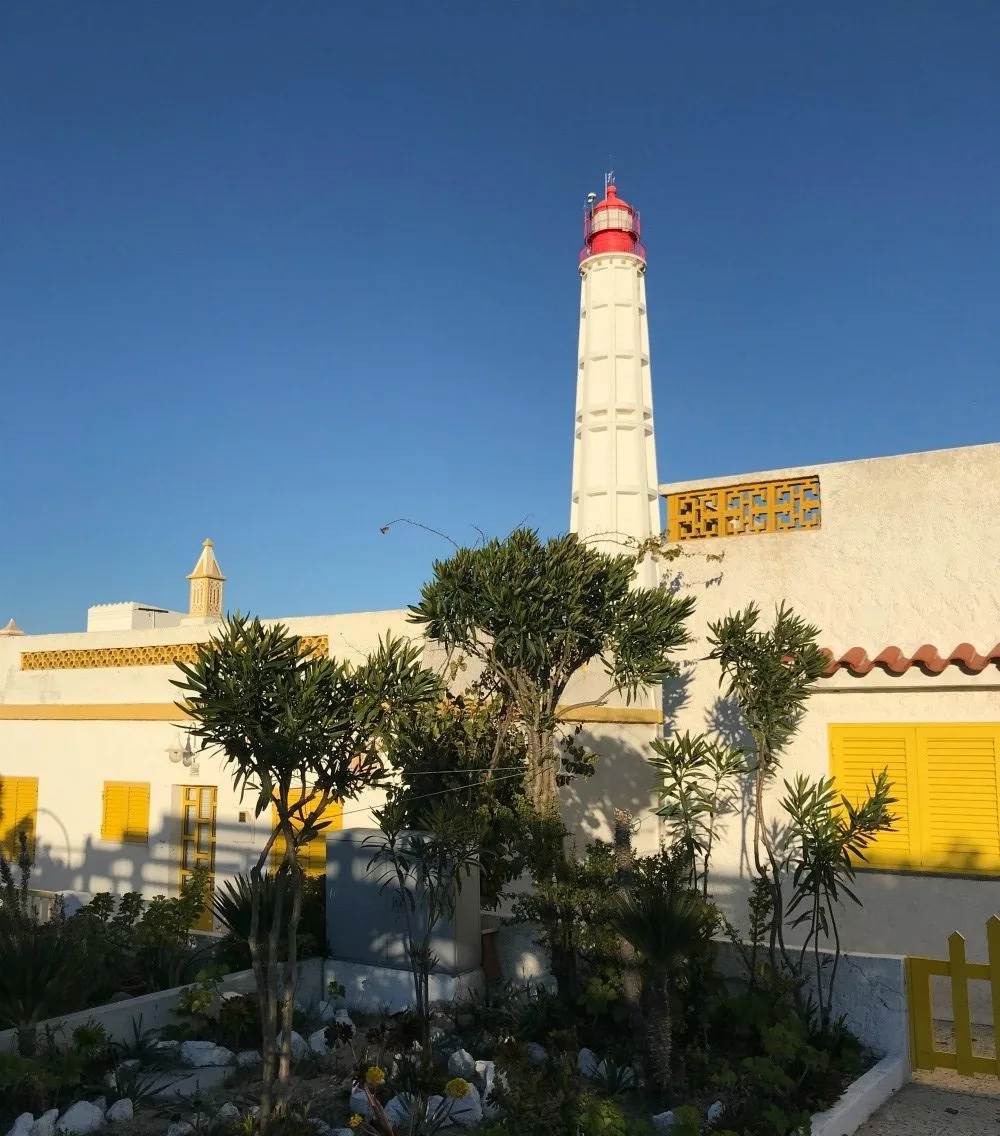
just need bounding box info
[492,918,550,986]
[0,957,325,1054]
[810,1055,908,1136]
[492,919,908,1063]
[714,941,909,1062]
[322,959,483,1013]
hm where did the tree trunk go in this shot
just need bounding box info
[275,864,303,1118]
[526,726,558,815]
[259,859,289,1128]
[247,858,275,1132]
[614,810,645,1067]
[647,979,673,1090]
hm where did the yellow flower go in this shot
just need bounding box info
[348,1117,364,1131]
[365,1066,386,1087]
[444,1077,469,1100]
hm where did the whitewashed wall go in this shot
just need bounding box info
[0,612,413,903]
[659,443,1000,962]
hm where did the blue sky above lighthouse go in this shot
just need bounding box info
[1,1,998,632]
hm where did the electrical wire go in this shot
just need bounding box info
[335,766,531,821]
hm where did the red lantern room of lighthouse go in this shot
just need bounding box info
[580,174,646,264]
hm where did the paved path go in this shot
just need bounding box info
[856,1069,1000,1135]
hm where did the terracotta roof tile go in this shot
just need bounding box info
[822,643,1000,677]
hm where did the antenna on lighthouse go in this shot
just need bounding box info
[604,170,615,194]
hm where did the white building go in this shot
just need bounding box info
[659,443,1000,960]
[2,178,998,966]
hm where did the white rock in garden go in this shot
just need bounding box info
[448,1083,483,1127]
[102,1074,116,1091]
[348,1087,372,1119]
[383,1096,417,1127]
[331,1131,353,1136]
[576,1048,600,1079]
[447,1048,476,1079]
[188,1115,210,1130]
[180,1040,236,1068]
[308,1027,329,1055]
[166,1124,194,1136]
[30,1110,59,1136]
[89,1105,104,1120]
[214,1104,240,1127]
[7,1113,34,1136]
[707,1100,724,1123]
[424,1098,445,1124]
[116,1060,140,1075]
[525,1042,547,1065]
[152,1040,180,1055]
[474,1059,495,1093]
[104,1101,133,1124]
[236,1050,263,1067]
[276,1031,308,1061]
[56,1102,105,1135]
[428,1026,446,1045]
[651,1112,676,1132]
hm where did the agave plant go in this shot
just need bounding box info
[212,871,327,971]
[612,888,711,1090]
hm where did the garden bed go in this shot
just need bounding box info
[0,957,908,1136]
[0,960,325,1055]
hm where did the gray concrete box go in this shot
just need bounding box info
[325,828,481,975]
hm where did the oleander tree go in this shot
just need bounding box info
[708,601,896,1009]
[409,528,696,1001]
[174,616,439,1129]
[409,528,696,818]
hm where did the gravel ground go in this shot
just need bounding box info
[857,1020,1000,1136]
[855,1070,1000,1135]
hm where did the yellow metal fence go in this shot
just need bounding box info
[907,916,1000,1075]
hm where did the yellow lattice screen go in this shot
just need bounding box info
[21,636,329,671]
[665,476,821,541]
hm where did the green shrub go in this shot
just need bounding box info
[0,919,93,1055]
[0,1022,115,1123]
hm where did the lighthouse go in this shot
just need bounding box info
[570,175,660,589]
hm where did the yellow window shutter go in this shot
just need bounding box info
[1,776,38,860]
[125,783,151,843]
[102,783,128,842]
[830,725,920,869]
[916,725,1000,874]
[301,798,343,877]
[102,782,150,843]
[271,789,343,876]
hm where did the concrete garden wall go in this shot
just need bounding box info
[0,957,325,1053]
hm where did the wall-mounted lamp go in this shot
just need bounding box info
[167,738,197,768]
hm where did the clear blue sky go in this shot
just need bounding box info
[2,2,998,633]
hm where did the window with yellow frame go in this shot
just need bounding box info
[830,723,1000,875]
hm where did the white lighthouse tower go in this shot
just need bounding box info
[570,175,660,588]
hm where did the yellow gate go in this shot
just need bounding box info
[908,915,1000,1075]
